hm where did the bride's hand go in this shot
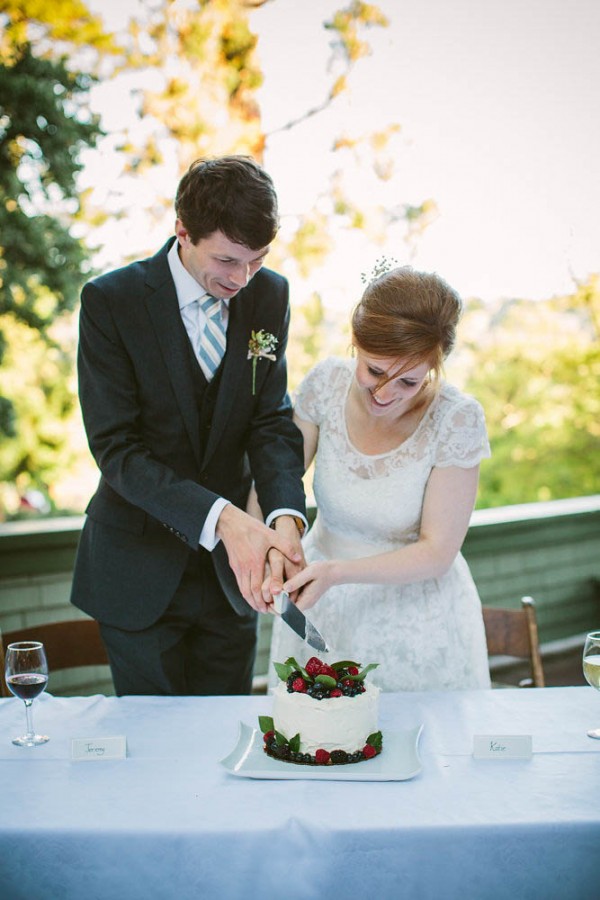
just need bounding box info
[283,560,337,611]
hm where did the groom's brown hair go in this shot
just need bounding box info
[175,156,279,249]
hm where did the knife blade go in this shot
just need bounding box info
[273,591,330,654]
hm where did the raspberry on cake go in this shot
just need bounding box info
[258,656,382,766]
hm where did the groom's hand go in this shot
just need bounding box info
[262,515,305,604]
[216,505,302,613]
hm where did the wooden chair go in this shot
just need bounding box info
[482,596,545,688]
[0,619,110,698]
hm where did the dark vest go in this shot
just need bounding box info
[183,338,227,574]
[185,336,224,454]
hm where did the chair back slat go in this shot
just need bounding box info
[482,596,545,688]
[0,620,109,698]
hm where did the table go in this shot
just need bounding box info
[1,687,599,899]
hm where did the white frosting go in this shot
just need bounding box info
[272,681,380,754]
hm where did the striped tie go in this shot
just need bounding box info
[198,295,226,380]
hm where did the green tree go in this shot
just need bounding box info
[100,0,405,274]
[0,0,114,514]
[0,0,433,515]
[462,276,600,508]
[117,0,267,170]
[69,0,410,401]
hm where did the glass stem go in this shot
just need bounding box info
[24,700,35,739]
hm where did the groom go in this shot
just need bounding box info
[71,156,307,696]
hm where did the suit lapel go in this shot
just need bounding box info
[144,240,202,466]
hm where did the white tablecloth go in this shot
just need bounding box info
[0,687,599,899]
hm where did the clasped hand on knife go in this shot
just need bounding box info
[216,506,304,613]
[265,522,338,615]
[263,514,306,611]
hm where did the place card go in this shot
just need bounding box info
[71,736,127,761]
[473,734,532,760]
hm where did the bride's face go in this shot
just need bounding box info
[354,351,430,418]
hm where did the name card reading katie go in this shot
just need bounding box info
[71,736,127,761]
[473,734,532,760]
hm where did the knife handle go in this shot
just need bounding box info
[272,591,287,615]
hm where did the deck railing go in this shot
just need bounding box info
[1,495,598,695]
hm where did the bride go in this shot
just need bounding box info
[264,265,491,692]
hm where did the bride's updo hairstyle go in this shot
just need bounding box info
[351,266,463,392]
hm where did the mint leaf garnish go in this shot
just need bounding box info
[351,663,379,682]
[258,716,274,734]
[315,674,337,688]
[273,661,293,682]
[367,731,383,751]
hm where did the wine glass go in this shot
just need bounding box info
[4,641,49,746]
[582,631,600,739]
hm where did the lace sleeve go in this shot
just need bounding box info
[434,393,491,468]
[293,358,339,425]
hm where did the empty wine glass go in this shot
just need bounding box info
[582,631,600,740]
[4,641,49,746]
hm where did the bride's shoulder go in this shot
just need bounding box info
[436,382,485,418]
[432,383,490,465]
[301,356,351,388]
[294,357,350,421]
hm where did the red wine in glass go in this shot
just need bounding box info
[4,641,50,746]
[6,673,49,701]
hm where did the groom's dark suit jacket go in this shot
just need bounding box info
[70,237,306,631]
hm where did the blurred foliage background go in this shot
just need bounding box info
[0,0,598,520]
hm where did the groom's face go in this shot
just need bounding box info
[176,225,270,300]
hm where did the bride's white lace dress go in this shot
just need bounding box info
[269,357,492,692]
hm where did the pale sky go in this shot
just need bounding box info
[87,0,600,311]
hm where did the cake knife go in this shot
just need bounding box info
[272,591,330,654]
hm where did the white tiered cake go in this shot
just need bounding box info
[272,679,380,754]
[259,656,382,766]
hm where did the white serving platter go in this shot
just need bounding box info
[220,721,423,782]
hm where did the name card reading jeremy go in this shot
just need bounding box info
[473,734,532,760]
[71,736,127,761]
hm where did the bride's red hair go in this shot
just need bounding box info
[351,266,463,393]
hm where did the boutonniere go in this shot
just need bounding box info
[247,330,278,395]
